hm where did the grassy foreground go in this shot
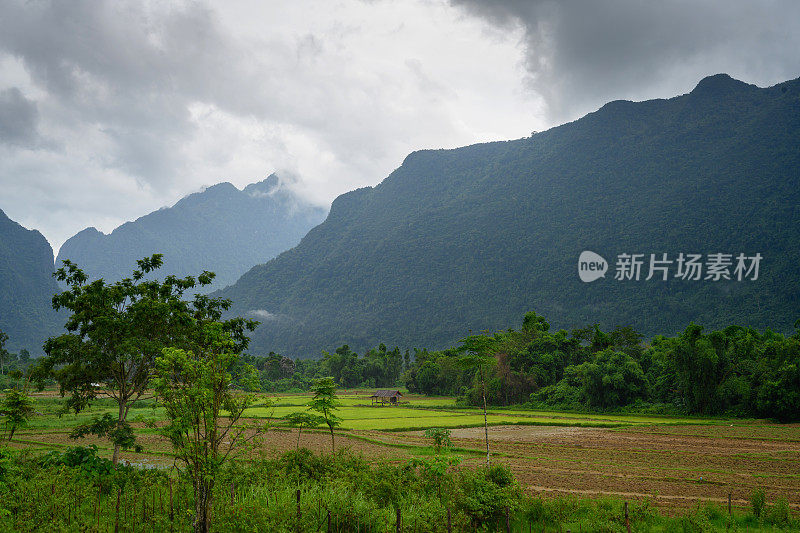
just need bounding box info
[1,444,798,532]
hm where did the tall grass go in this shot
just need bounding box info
[1,445,798,532]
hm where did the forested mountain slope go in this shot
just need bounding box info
[0,208,61,353]
[219,74,800,357]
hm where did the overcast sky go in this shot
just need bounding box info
[1,0,799,253]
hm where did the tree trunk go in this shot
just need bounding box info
[112,401,126,465]
[194,478,214,533]
[481,367,489,465]
[329,424,335,453]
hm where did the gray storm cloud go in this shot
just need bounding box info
[0,1,241,188]
[450,0,800,122]
[0,87,40,147]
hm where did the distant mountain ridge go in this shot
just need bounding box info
[217,74,800,358]
[0,209,61,353]
[57,175,328,292]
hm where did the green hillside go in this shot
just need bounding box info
[221,74,800,358]
[57,174,327,292]
[0,209,61,354]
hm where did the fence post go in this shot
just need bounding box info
[447,507,452,533]
[396,506,401,533]
[506,506,511,533]
[624,501,630,533]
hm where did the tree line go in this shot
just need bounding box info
[402,312,800,422]
[232,309,800,424]
[229,308,800,424]
[241,343,410,392]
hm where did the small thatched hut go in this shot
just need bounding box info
[370,390,403,406]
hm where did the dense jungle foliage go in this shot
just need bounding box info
[244,312,800,423]
[404,312,800,422]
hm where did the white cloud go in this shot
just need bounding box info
[249,309,277,321]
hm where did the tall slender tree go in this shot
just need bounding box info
[285,411,324,451]
[153,320,262,533]
[458,334,497,465]
[309,377,341,452]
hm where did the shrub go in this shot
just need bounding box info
[485,464,514,487]
[424,427,452,453]
[39,444,114,475]
[679,507,714,533]
[275,447,330,483]
[766,497,791,527]
[750,488,766,518]
[454,464,521,529]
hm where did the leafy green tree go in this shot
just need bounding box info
[34,255,253,464]
[1,387,34,441]
[661,324,726,414]
[152,321,263,533]
[309,377,341,452]
[285,411,324,451]
[455,464,521,530]
[756,339,800,422]
[580,349,648,409]
[68,412,140,452]
[416,360,442,394]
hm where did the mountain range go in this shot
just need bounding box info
[57,175,327,293]
[217,74,800,357]
[4,74,798,358]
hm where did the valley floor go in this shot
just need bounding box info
[9,390,799,516]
